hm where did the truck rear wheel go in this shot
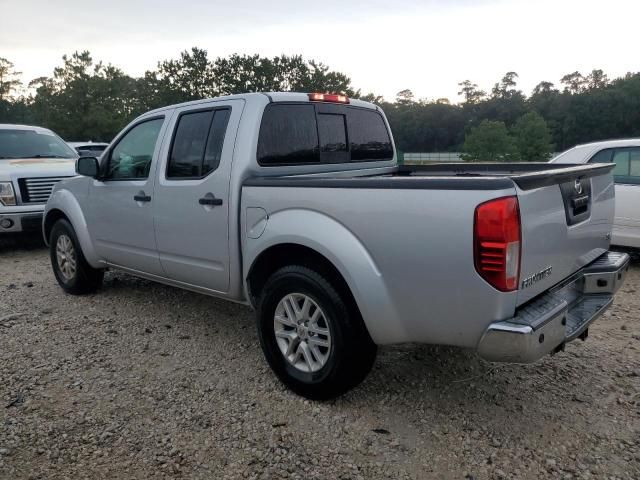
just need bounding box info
[50,219,104,295]
[257,265,377,400]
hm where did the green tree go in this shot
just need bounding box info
[147,50,356,105]
[152,47,217,103]
[491,72,521,99]
[27,51,141,140]
[461,120,515,162]
[511,112,554,161]
[457,80,485,104]
[532,81,557,96]
[586,69,609,90]
[561,71,586,94]
[395,89,415,105]
[0,58,22,101]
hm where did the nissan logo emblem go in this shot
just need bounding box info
[574,179,583,195]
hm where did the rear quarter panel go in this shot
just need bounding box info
[242,184,518,347]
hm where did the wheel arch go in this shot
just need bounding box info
[247,243,359,315]
[43,208,69,244]
[44,189,101,267]
[243,209,403,344]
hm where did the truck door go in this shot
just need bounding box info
[611,147,640,248]
[152,99,243,293]
[87,116,168,275]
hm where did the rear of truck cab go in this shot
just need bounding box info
[476,165,630,363]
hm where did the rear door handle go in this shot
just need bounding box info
[134,194,151,202]
[199,195,223,206]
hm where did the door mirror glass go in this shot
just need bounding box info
[76,156,99,178]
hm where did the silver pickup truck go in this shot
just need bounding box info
[43,92,630,399]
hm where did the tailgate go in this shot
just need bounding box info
[514,164,616,305]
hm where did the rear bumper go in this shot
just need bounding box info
[477,251,630,363]
[0,211,44,233]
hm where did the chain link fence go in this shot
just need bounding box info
[397,152,463,165]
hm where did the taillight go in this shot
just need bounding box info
[474,196,521,292]
[308,93,350,104]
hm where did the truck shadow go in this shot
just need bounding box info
[99,269,608,435]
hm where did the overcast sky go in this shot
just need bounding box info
[2,0,639,102]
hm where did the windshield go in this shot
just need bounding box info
[0,129,78,159]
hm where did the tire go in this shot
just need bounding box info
[257,265,377,400]
[49,219,104,295]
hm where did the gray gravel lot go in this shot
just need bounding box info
[0,234,639,479]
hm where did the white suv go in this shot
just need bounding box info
[551,138,640,249]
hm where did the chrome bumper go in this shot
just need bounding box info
[477,251,630,363]
[0,211,43,233]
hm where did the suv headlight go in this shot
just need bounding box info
[0,182,16,206]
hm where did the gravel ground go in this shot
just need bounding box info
[0,234,639,480]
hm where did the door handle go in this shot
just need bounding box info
[199,195,223,206]
[134,194,151,202]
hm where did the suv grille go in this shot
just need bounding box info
[18,177,71,204]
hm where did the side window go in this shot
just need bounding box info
[106,118,164,180]
[347,108,393,161]
[257,104,319,165]
[588,149,613,163]
[203,109,231,175]
[167,108,231,178]
[612,147,640,185]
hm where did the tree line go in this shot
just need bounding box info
[381,70,640,161]
[2,49,640,160]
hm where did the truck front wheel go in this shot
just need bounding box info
[49,219,104,295]
[257,265,377,400]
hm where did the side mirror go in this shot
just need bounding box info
[76,156,100,178]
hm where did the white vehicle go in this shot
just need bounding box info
[551,139,640,249]
[67,141,109,157]
[0,124,77,233]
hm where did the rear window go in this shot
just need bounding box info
[318,113,347,152]
[257,103,393,166]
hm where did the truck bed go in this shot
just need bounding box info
[245,163,614,191]
[242,161,616,346]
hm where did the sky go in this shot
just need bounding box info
[1,0,639,102]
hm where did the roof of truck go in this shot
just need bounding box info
[142,92,376,117]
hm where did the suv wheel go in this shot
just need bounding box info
[257,265,377,400]
[50,219,104,294]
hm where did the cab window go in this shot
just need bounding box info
[589,147,640,185]
[167,108,231,179]
[588,148,613,163]
[612,147,640,185]
[105,118,164,180]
